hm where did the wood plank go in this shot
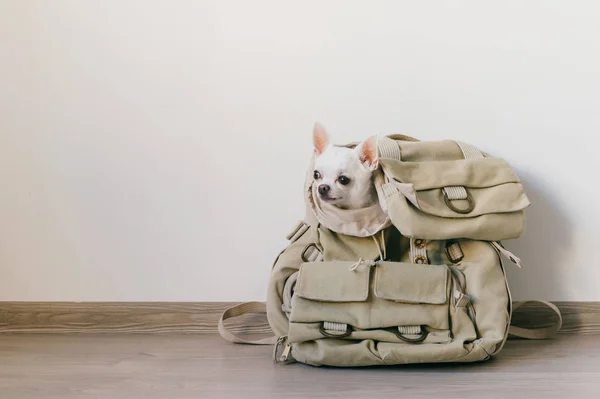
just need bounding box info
[511,301,600,335]
[0,334,599,399]
[0,301,598,335]
[0,302,270,335]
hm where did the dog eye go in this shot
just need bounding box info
[338,176,351,186]
[313,171,321,180]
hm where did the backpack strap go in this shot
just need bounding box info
[219,301,562,344]
[509,300,563,339]
[384,133,420,142]
[218,302,277,345]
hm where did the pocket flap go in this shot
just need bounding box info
[379,157,530,219]
[415,183,530,218]
[295,261,371,302]
[374,262,448,304]
[379,157,520,191]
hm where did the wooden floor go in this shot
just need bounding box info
[0,334,599,399]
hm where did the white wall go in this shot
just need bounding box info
[1,0,599,301]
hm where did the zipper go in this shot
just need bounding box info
[488,241,514,356]
[490,241,524,268]
[280,343,292,362]
[272,336,287,363]
[273,336,292,363]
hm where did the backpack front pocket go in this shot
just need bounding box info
[287,261,476,345]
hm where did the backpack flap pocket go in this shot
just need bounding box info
[295,261,371,302]
[374,262,448,304]
[380,157,521,193]
[289,261,373,331]
[368,262,452,332]
[379,156,530,240]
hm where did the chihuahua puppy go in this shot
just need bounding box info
[312,123,379,210]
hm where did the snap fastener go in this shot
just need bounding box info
[414,255,427,264]
[414,239,426,249]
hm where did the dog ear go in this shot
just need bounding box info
[313,122,331,156]
[356,135,379,171]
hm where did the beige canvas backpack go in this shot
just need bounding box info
[219,135,562,367]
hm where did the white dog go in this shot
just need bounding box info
[312,123,379,210]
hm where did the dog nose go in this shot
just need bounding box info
[318,185,330,195]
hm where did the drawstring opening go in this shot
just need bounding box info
[348,258,378,271]
[350,230,387,271]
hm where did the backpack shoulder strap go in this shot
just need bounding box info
[218,302,277,345]
[509,300,563,339]
[219,300,562,343]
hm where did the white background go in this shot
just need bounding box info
[1,1,598,301]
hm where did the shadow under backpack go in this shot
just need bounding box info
[219,134,562,367]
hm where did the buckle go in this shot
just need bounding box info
[443,189,475,214]
[301,243,322,263]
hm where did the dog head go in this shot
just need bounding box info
[312,123,379,210]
